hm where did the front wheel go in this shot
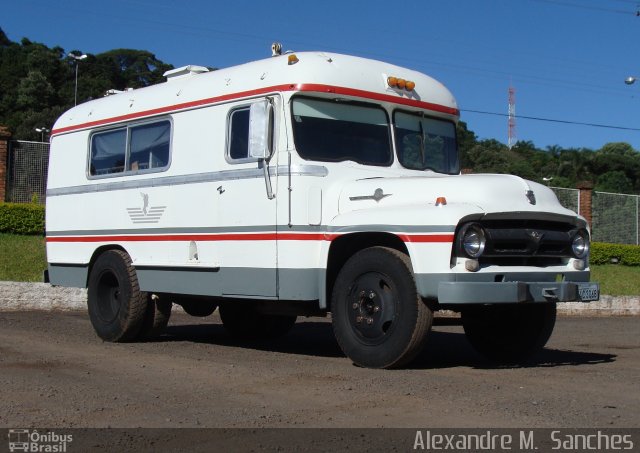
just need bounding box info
[462,303,557,364]
[331,247,433,369]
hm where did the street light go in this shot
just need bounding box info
[624,76,638,85]
[68,52,87,106]
[35,127,50,142]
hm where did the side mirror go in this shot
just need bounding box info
[248,100,272,159]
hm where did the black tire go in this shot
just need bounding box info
[331,247,433,369]
[87,250,148,342]
[219,303,297,340]
[462,303,557,364]
[138,296,172,340]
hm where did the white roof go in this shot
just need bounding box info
[52,52,458,135]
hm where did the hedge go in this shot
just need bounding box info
[591,242,640,266]
[0,202,45,235]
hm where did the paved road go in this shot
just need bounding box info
[0,311,638,428]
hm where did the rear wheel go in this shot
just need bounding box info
[331,247,433,369]
[219,303,296,339]
[87,250,148,342]
[462,303,557,364]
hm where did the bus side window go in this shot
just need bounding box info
[88,119,171,177]
[90,128,127,176]
[128,121,171,171]
[227,107,250,161]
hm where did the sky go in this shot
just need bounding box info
[3,0,640,151]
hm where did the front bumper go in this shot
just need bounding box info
[437,281,600,304]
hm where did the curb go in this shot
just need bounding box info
[0,281,639,316]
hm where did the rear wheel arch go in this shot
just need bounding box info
[86,245,129,287]
[325,232,410,312]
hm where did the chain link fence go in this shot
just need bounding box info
[552,186,639,245]
[550,187,579,214]
[592,191,639,246]
[6,140,49,204]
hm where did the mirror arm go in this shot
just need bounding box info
[261,159,275,200]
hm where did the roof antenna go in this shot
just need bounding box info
[271,42,282,57]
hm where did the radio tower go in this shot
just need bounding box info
[508,84,517,149]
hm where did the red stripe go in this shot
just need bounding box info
[51,83,459,136]
[298,84,459,116]
[46,232,453,243]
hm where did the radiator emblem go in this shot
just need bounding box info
[526,190,536,205]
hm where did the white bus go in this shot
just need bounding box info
[46,47,598,368]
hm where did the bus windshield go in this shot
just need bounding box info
[291,97,392,166]
[394,111,459,174]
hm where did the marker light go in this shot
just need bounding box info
[288,54,299,65]
[435,197,447,206]
[387,76,416,91]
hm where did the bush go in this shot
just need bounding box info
[591,242,640,266]
[0,202,45,235]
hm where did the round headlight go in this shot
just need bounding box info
[572,230,590,259]
[460,223,486,259]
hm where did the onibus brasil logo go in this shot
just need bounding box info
[8,429,72,452]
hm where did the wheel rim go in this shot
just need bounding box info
[95,270,122,323]
[346,271,398,345]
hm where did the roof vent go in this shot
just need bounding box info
[104,88,133,97]
[163,65,210,81]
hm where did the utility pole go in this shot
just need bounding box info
[68,52,87,106]
[508,84,517,150]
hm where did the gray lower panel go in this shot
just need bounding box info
[136,267,275,298]
[48,264,88,288]
[136,266,321,301]
[278,268,323,301]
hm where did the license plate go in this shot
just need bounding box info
[578,283,600,302]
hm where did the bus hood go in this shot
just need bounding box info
[338,173,577,219]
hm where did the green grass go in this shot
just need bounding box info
[0,233,638,296]
[590,264,640,297]
[0,233,47,282]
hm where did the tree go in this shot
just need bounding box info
[17,71,55,110]
[96,49,173,89]
[589,143,640,193]
[457,120,477,169]
[0,34,174,139]
[596,171,634,193]
[465,140,510,174]
[0,27,10,47]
